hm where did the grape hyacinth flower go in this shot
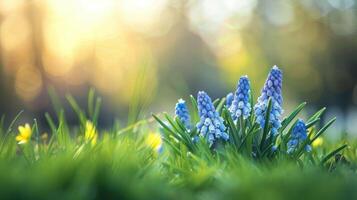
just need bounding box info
[175,99,191,129]
[254,66,283,135]
[287,119,311,154]
[226,92,234,108]
[196,91,229,146]
[229,76,251,120]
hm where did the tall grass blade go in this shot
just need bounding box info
[260,98,272,151]
[320,144,348,165]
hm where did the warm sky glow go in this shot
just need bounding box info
[0,0,355,111]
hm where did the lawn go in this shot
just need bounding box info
[0,66,356,200]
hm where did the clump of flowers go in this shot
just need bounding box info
[146,132,163,153]
[229,76,251,121]
[84,121,98,146]
[254,66,283,135]
[287,119,311,154]
[154,65,341,164]
[196,91,229,146]
[226,92,234,108]
[16,124,32,144]
[175,99,191,129]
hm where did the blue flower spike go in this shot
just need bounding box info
[229,76,251,121]
[196,91,229,146]
[287,119,311,154]
[254,66,283,135]
[226,92,234,108]
[175,99,191,129]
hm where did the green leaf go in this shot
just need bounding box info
[47,86,63,118]
[45,113,57,134]
[174,117,188,133]
[320,144,348,165]
[164,113,183,135]
[88,88,96,119]
[239,127,259,153]
[249,89,255,123]
[308,154,317,165]
[6,110,24,135]
[283,119,298,140]
[310,118,336,144]
[66,94,86,125]
[280,102,306,131]
[0,110,24,153]
[295,118,336,159]
[216,98,226,114]
[261,143,274,158]
[307,107,326,124]
[162,137,182,156]
[222,108,239,148]
[190,95,199,124]
[306,118,320,129]
[164,113,195,151]
[152,114,181,142]
[213,98,220,107]
[260,98,272,151]
[92,97,102,125]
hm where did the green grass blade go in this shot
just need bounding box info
[88,88,95,119]
[66,94,86,125]
[216,98,226,114]
[0,115,5,135]
[222,108,239,148]
[162,137,182,156]
[6,110,24,135]
[306,118,320,129]
[320,144,348,165]
[152,114,181,142]
[213,98,220,107]
[310,118,336,143]
[280,102,306,131]
[190,95,199,124]
[47,86,63,118]
[174,117,187,133]
[45,112,57,134]
[307,107,326,124]
[92,97,102,125]
[295,118,336,159]
[0,110,24,152]
[260,98,272,151]
[164,114,195,151]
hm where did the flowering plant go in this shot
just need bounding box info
[153,66,347,164]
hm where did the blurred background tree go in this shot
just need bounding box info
[0,0,356,135]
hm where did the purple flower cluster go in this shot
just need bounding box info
[175,99,191,129]
[226,92,234,108]
[254,66,283,135]
[287,119,311,153]
[229,76,251,120]
[196,91,229,146]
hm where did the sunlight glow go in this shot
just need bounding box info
[0,14,30,52]
[121,0,168,29]
[15,65,43,102]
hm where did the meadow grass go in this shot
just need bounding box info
[0,88,355,200]
[1,65,357,200]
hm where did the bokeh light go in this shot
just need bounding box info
[15,65,43,101]
[0,0,356,135]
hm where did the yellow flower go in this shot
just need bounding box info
[146,133,162,152]
[312,137,323,148]
[16,124,32,144]
[84,121,98,145]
